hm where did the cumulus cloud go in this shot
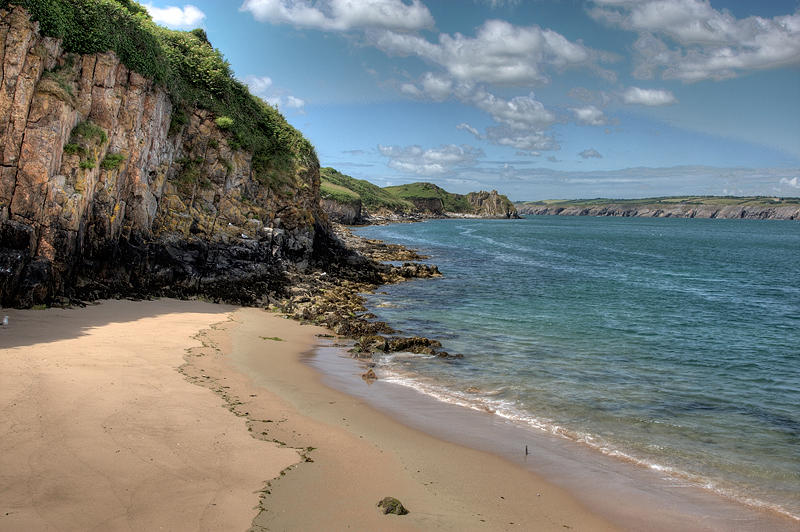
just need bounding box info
[378,144,484,175]
[589,0,800,81]
[144,3,205,29]
[780,177,799,189]
[470,90,556,131]
[571,105,607,125]
[240,0,434,32]
[579,148,603,159]
[373,19,595,86]
[401,72,454,101]
[622,86,677,106]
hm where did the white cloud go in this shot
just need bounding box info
[470,90,556,131]
[401,72,454,101]
[378,144,484,175]
[245,75,273,96]
[590,0,800,81]
[285,95,306,108]
[245,75,305,112]
[622,86,677,106]
[456,123,480,138]
[484,126,559,154]
[780,177,799,189]
[571,105,607,125]
[144,3,205,29]
[579,148,603,159]
[373,19,595,86]
[240,0,434,32]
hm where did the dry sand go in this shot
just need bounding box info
[0,299,617,531]
[0,300,299,531]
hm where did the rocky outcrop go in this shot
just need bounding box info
[407,196,444,215]
[466,190,519,218]
[517,203,800,220]
[0,7,324,307]
[321,197,362,225]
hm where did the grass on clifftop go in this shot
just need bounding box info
[383,182,472,212]
[4,0,315,188]
[320,167,413,212]
[519,196,800,207]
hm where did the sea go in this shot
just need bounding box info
[331,216,799,525]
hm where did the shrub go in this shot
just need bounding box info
[79,158,96,169]
[71,120,107,144]
[100,152,125,170]
[214,116,233,130]
[63,143,86,156]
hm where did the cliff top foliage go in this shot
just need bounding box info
[383,182,472,213]
[320,167,413,212]
[518,196,800,207]
[3,0,315,185]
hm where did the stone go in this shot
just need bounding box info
[377,496,408,515]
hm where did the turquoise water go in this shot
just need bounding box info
[354,216,800,520]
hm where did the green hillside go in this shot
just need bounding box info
[320,167,413,212]
[383,182,472,213]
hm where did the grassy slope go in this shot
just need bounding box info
[383,182,472,212]
[518,196,800,207]
[3,0,315,190]
[320,180,359,203]
[320,167,413,212]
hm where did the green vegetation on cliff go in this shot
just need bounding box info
[320,167,413,212]
[383,182,472,212]
[3,0,315,186]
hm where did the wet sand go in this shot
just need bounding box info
[0,300,617,531]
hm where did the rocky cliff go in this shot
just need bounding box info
[320,172,519,222]
[466,190,519,219]
[321,197,362,225]
[517,202,800,220]
[0,6,328,307]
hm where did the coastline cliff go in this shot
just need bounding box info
[0,4,345,307]
[516,198,800,220]
[320,168,519,223]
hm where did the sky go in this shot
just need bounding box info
[143,0,800,200]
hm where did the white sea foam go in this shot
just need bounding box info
[375,365,800,522]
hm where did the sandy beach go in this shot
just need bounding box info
[0,299,617,531]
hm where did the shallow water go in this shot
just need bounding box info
[352,216,800,521]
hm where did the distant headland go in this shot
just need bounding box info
[515,196,800,220]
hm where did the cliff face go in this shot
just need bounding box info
[517,203,800,220]
[0,7,323,307]
[321,197,361,225]
[408,197,444,214]
[466,190,519,218]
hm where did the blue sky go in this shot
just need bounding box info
[144,0,800,200]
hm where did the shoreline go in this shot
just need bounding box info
[2,298,796,530]
[310,343,799,531]
[0,298,616,530]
